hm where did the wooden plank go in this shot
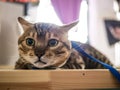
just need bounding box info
[51,69,120,90]
[0,82,51,90]
[0,69,120,90]
[0,66,14,69]
[0,70,50,83]
[0,70,51,90]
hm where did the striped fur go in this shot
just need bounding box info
[15,17,113,69]
[62,42,113,69]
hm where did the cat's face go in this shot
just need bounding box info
[18,17,78,68]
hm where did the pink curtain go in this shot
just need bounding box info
[51,0,82,24]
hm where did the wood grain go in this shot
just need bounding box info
[51,69,120,90]
[0,70,51,90]
[0,68,120,90]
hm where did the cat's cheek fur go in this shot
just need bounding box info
[21,54,38,63]
[52,52,71,67]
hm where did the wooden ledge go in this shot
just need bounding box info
[0,68,120,90]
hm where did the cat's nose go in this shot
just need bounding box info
[35,51,45,57]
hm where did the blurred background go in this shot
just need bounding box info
[0,0,120,67]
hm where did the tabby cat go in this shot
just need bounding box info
[15,17,113,69]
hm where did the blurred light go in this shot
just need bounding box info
[115,42,120,66]
[116,12,120,20]
[113,0,119,12]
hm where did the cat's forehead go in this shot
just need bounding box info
[34,23,59,35]
[21,23,61,40]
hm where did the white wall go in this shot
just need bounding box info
[0,2,24,65]
[88,0,116,64]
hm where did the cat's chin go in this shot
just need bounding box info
[33,62,52,68]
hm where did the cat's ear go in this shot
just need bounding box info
[60,21,79,32]
[18,17,33,31]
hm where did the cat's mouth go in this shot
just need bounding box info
[33,57,57,69]
[34,57,46,64]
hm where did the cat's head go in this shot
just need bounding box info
[18,17,78,69]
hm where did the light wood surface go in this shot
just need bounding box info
[0,66,120,90]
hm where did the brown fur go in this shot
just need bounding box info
[15,17,113,69]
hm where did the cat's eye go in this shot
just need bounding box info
[48,39,58,47]
[26,38,35,46]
